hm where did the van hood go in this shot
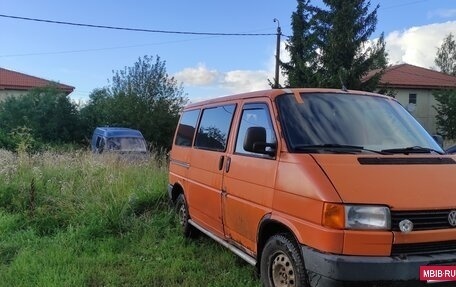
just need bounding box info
[311,154,456,210]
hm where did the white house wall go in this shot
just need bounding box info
[393,88,438,134]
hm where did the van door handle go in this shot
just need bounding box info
[218,155,224,171]
[225,157,231,173]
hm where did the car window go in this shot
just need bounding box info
[235,103,276,156]
[175,109,200,147]
[195,104,236,152]
[276,92,443,153]
[107,137,147,152]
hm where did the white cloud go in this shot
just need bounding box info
[175,42,286,98]
[174,64,272,96]
[222,70,271,93]
[174,63,219,86]
[385,21,456,68]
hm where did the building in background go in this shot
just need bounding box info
[366,63,456,134]
[0,67,74,101]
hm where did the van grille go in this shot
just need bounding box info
[391,210,456,231]
[391,240,456,256]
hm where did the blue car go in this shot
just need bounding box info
[446,144,456,154]
[91,127,147,153]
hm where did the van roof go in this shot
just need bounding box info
[94,127,144,138]
[184,88,388,109]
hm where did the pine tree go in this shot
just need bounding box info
[282,0,319,87]
[285,0,387,90]
[317,0,387,90]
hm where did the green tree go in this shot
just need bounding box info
[317,0,387,90]
[433,34,456,139]
[435,33,456,76]
[282,0,320,87]
[81,55,187,149]
[0,85,81,146]
[285,0,387,90]
[434,89,456,139]
[79,88,112,135]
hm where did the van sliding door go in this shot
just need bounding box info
[187,104,236,237]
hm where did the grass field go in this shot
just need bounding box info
[0,150,260,287]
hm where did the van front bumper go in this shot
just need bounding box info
[302,246,456,287]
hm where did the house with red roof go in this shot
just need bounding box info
[0,67,74,101]
[368,63,456,134]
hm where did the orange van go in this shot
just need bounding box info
[168,88,456,286]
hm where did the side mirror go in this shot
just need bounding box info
[432,134,444,148]
[243,127,276,156]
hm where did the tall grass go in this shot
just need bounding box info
[0,150,259,286]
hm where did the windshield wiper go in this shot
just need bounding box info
[381,146,444,155]
[294,144,387,154]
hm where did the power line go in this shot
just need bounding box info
[0,36,221,58]
[380,0,430,10]
[0,13,276,36]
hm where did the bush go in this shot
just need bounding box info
[0,150,167,236]
[0,86,84,148]
[0,129,16,150]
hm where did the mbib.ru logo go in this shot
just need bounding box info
[420,266,456,282]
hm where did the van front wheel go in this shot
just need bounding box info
[175,194,196,238]
[260,234,309,287]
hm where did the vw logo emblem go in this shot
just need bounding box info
[399,219,413,233]
[449,211,456,227]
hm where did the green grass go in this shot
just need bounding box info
[0,150,260,287]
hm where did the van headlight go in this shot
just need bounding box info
[345,205,391,230]
[323,203,391,230]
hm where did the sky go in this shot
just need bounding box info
[1,0,456,103]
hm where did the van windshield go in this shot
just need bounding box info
[106,137,147,152]
[276,93,443,154]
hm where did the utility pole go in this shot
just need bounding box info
[273,18,282,89]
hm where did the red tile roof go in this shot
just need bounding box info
[366,63,456,89]
[0,67,74,94]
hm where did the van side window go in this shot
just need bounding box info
[235,103,276,156]
[175,109,200,147]
[195,104,236,151]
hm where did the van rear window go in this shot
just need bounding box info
[195,104,236,151]
[175,109,200,147]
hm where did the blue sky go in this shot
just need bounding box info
[1,0,456,102]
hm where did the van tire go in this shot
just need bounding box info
[260,234,309,287]
[175,194,197,238]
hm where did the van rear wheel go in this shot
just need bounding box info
[260,234,309,287]
[175,194,197,238]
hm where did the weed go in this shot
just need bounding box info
[0,149,260,286]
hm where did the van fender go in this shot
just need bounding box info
[169,179,185,203]
[256,212,304,257]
